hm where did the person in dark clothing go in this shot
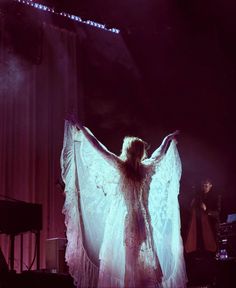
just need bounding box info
[185,179,219,257]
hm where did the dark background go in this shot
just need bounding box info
[1,0,236,229]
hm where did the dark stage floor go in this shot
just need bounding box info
[0,270,75,288]
[185,253,236,288]
[0,258,236,288]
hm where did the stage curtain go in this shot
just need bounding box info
[0,15,82,271]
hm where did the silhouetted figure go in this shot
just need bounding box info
[185,179,218,257]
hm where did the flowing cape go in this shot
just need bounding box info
[61,121,187,288]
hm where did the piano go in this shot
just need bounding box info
[0,200,42,234]
[0,200,42,271]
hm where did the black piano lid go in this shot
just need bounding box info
[0,200,42,235]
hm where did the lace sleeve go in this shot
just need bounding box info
[148,141,187,287]
[61,121,120,287]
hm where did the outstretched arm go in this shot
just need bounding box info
[150,130,179,162]
[70,116,120,166]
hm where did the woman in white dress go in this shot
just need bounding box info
[61,119,187,288]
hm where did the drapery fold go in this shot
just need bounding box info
[61,121,187,288]
[0,15,81,270]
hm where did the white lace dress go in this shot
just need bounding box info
[61,121,187,288]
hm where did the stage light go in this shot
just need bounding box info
[15,0,120,34]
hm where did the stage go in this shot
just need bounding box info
[1,257,236,288]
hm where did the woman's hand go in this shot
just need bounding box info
[65,113,77,124]
[167,130,180,141]
[66,114,83,130]
[201,202,207,211]
[170,130,180,137]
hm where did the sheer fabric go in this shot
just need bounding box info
[61,121,187,287]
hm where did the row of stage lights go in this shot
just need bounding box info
[15,0,120,34]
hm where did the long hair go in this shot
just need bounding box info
[119,136,148,182]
